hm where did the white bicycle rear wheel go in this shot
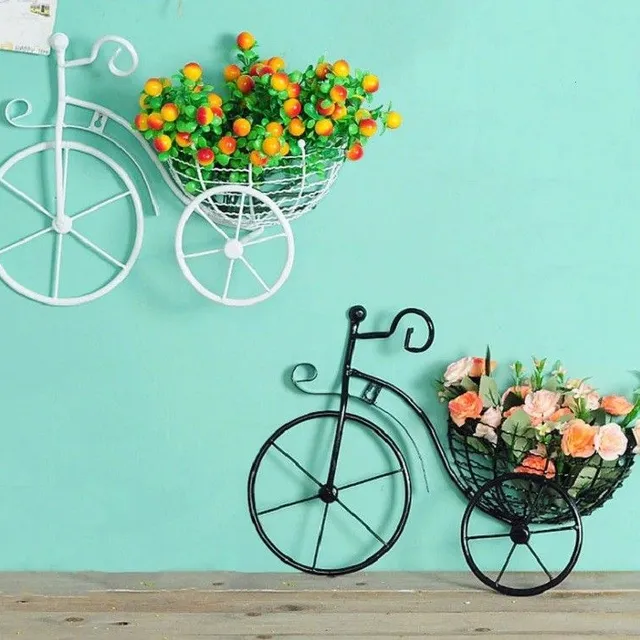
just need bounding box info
[0,140,143,306]
[175,185,295,307]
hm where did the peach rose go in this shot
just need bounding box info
[632,423,640,455]
[523,390,561,423]
[514,454,556,479]
[561,419,598,458]
[501,385,531,405]
[449,391,483,427]
[443,357,473,387]
[469,357,498,378]
[548,407,572,423]
[481,406,502,428]
[594,423,628,461]
[600,395,634,416]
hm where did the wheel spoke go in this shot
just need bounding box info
[526,543,553,581]
[72,191,131,222]
[69,230,124,268]
[194,204,229,240]
[52,233,63,298]
[271,443,323,488]
[243,232,286,248]
[335,497,386,546]
[235,192,246,240]
[495,542,517,585]
[466,531,512,541]
[530,524,577,536]
[338,469,403,492]
[183,247,223,260]
[257,492,319,517]
[222,259,235,301]
[0,227,52,256]
[0,178,54,219]
[312,503,329,569]
[62,147,70,205]
[240,256,270,292]
[524,483,546,524]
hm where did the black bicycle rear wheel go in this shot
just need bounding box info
[461,473,583,596]
[248,410,411,575]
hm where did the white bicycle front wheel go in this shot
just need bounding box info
[0,141,144,306]
[176,185,295,307]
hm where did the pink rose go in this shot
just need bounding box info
[443,357,473,387]
[632,423,640,455]
[523,390,561,423]
[481,407,502,428]
[594,423,628,461]
[474,423,498,445]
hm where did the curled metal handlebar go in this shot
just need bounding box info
[65,35,139,77]
[350,305,435,353]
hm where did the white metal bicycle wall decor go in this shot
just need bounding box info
[0,32,350,307]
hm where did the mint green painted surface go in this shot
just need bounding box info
[0,0,638,572]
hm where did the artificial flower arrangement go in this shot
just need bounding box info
[132,31,402,194]
[436,352,639,504]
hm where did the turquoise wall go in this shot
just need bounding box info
[0,0,639,572]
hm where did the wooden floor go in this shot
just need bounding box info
[0,571,638,638]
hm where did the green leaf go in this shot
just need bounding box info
[184,105,196,118]
[213,125,222,135]
[460,376,479,393]
[216,154,230,166]
[348,123,358,136]
[319,82,331,93]
[479,375,500,407]
[185,122,198,133]
[304,102,319,119]
[143,130,154,140]
[157,151,171,162]
[501,409,535,461]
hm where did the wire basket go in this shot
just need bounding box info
[448,422,635,525]
[167,141,346,232]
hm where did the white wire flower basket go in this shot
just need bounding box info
[167,140,346,232]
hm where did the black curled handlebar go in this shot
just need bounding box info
[348,305,435,353]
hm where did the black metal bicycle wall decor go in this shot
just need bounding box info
[247,305,636,597]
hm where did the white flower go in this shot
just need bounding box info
[474,423,498,445]
[523,390,561,422]
[537,421,556,436]
[443,357,473,387]
[564,379,600,411]
[552,366,567,378]
[481,406,502,428]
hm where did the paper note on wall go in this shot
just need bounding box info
[0,0,58,55]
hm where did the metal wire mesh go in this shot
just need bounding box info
[448,422,635,524]
[167,142,346,231]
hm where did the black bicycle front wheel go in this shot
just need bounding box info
[247,410,411,576]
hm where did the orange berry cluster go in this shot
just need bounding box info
[133,31,402,185]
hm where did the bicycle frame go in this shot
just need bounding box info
[5,33,190,221]
[324,305,468,497]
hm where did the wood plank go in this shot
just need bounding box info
[0,571,638,595]
[1,589,639,614]
[1,611,639,637]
